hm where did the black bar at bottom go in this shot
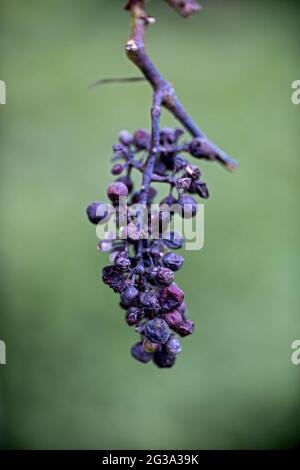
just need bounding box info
[0,449,297,466]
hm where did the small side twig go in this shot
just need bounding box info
[89,76,145,89]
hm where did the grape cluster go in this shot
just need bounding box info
[86,128,209,368]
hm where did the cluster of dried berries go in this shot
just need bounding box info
[86,127,210,368]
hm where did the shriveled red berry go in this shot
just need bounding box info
[177,319,194,337]
[111,163,124,176]
[163,310,183,330]
[159,284,184,312]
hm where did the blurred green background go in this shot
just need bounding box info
[0,0,299,450]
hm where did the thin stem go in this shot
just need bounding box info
[139,91,163,204]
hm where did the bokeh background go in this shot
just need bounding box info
[0,0,299,450]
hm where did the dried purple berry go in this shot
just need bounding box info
[175,155,187,171]
[165,335,182,355]
[154,159,167,176]
[107,181,128,204]
[177,319,194,337]
[177,194,198,218]
[102,266,126,293]
[195,181,209,199]
[133,129,150,149]
[86,201,109,225]
[160,195,177,208]
[162,252,184,271]
[160,284,184,312]
[131,342,153,363]
[126,307,143,326]
[140,290,160,313]
[176,177,192,191]
[163,231,184,250]
[163,310,183,330]
[156,267,174,286]
[114,252,131,271]
[111,163,124,176]
[119,130,133,146]
[120,286,139,306]
[144,318,170,344]
[153,349,176,368]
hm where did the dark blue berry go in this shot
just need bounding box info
[153,349,176,368]
[126,307,143,326]
[119,130,133,146]
[160,195,177,208]
[154,159,167,176]
[175,155,187,171]
[86,201,109,225]
[145,318,170,344]
[165,335,182,355]
[114,252,131,271]
[140,290,160,313]
[120,286,139,306]
[189,137,208,158]
[156,267,174,286]
[163,231,184,250]
[177,194,198,218]
[133,129,150,149]
[102,266,126,293]
[162,252,184,272]
[195,181,209,199]
[131,342,153,363]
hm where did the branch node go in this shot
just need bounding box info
[125,39,139,52]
